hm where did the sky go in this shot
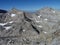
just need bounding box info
[0,0,60,11]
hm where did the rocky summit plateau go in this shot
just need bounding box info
[0,7,60,45]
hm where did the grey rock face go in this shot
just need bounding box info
[0,8,60,45]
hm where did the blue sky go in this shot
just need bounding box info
[0,0,60,11]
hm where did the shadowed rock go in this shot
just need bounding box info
[0,9,7,13]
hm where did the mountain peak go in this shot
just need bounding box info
[10,8,23,14]
[41,7,54,11]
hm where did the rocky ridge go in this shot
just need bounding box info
[0,7,60,45]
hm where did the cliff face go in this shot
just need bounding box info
[0,8,60,45]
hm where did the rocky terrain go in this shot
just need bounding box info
[0,7,60,45]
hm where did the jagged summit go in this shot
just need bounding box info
[41,7,54,10]
[35,7,56,15]
[11,8,23,12]
[10,8,23,14]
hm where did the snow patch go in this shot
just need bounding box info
[9,21,14,23]
[44,18,48,21]
[0,21,14,26]
[4,26,12,30]
[38,15,41,18]
[11,14,16,17]
[0,23,7,26]
[38,25,43,28]
[43,31,47,34]
[52,10,55,13]
[23,29,25,32]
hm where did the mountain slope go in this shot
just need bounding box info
[0,8,60,45]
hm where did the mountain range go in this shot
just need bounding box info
[0,7,60,45]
